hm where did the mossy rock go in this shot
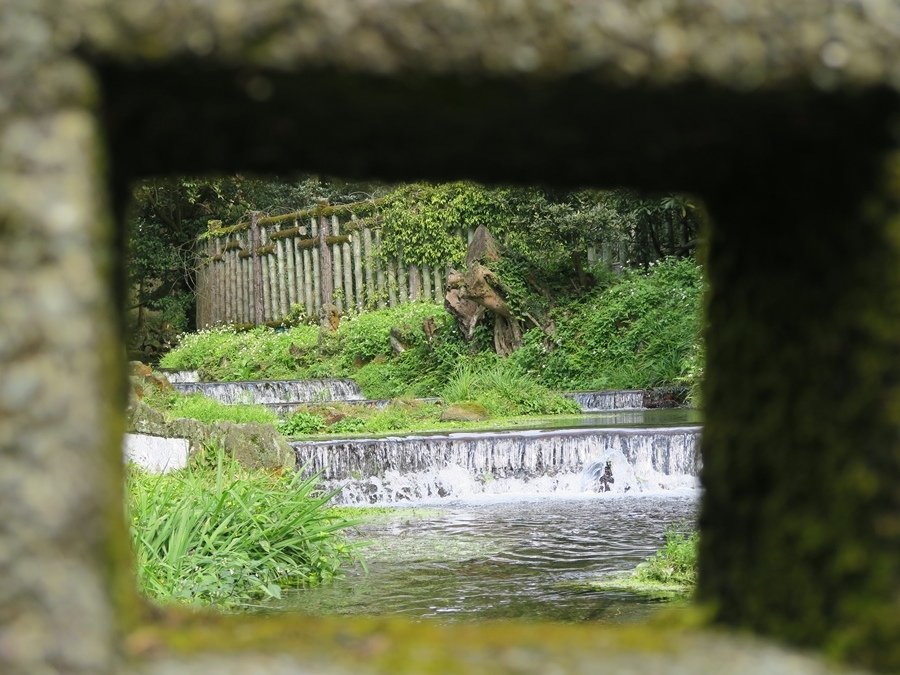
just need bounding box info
[440,401,489,422]
[126,401,294,471]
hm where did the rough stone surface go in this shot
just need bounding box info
[0,5,121,674]
[125,626,869,675]
[698,152,900,670]
[127,402,295,471]
[69,1,900,90]
[1,1,899,674]
[440,403,490,422]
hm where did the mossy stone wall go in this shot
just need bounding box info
[699,152,900,669]
[1,1,899,673]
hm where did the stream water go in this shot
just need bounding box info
[280,407,701,621]
[275,493,698,623]
[168,376,703,623]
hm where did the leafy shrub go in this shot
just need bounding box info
[339,302,453,364]
[442,359,580,416]
[127,449,359,607]
[634,527,699,586]
[278,410,327,435]
[511,257,704,392]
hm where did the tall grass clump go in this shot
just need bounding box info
[633,526,699,586]
[127,449,360,607]
[142,382,278,426]
[441,359,580,416]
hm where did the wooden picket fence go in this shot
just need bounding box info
[194,200,469,327]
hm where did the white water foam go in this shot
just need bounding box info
[564,390,645,412]
[293,426,701,504]
[172,378,363,404]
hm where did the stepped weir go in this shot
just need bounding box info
[171,378,364,405]
[563,390,644,412]
[292,425,700,504]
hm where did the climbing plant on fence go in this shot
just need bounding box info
[378,182,518,267]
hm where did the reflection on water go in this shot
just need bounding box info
[275,493,698,623]
[524,408,702,431]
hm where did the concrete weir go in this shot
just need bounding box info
[123,433,189,473]
[564,390,645,412]
[172,378,364,405]
[292,425,701,503]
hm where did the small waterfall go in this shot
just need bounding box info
[564,390,645,412]
[172,379,364,405]
[161,370,200,384]
[293,426,701,504]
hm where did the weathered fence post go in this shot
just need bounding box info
[351,215,364,311]
[286,219,298,310]
[251,211,264,326]
[422,265,432,302]
[374,228,387,308]
[342,222,354,312]
[265,228,278,321]
[362,225,375,310]
[409,263,421,301]
[238,236,247,324]
[317,201,334,321]
[276,226,289,318]
[332,216,344,312]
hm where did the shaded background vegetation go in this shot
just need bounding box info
[127,175,703,362]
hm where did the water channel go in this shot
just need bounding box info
[164,376,704,623]
[273,400,703,622]
[276,493,698,622]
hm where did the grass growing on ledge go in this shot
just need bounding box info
[578,527,699,600]
[142,382,279,426]
[126,449,361,608]
[278,361,578,438]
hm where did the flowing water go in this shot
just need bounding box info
[563,390,645,411]
[281,416,701,623]
[165,375,701,623]
[292,424,701,504]
[171,378,364,404]
[276,493,698,623]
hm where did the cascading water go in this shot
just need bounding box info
[564,390,645,412]
[161,370,200,384]
[293,426,700,504]
[172,378,364,404]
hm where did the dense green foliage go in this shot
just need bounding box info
[127,450,359,607]
[160,302,472,398]
[378,181,701,289]
[441,360,580,416]
[510,257,704,393]
[378,182,513,268]
[634,527,699,586]
[161,258,705,402]
[126,175,386,357]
